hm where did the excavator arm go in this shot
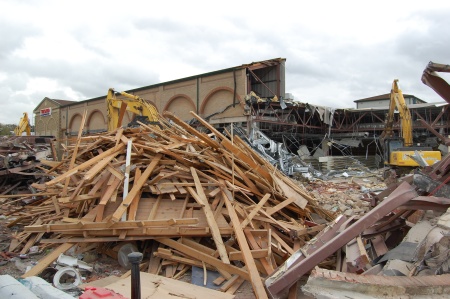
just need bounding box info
[14,112,31,136]
[380,79,413,147]
[106,88,159,131]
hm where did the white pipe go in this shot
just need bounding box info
[122,139,132,221]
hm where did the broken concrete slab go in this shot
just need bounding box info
[302,268,450,299]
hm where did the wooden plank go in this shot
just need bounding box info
[88,171,111,196]
[245,229,274,275]
[191,111,274,183]
[219,274,240,292]
[271,230,295,255]
[51,196,61,214]
[148,243,162,274]
[128,167,142,221]
[241,193,271,228]
[104,271,234,299]
[22,243,75,278]
[226,276,245,295]
[147,194,162,220]
[25,218,200,233]
[189,168,230,265]
[62,110,87,195]
[154,251,216,270]
[229,249,269,261]
[265,197,296,216]
[222,153,260,195]
[45,143,125,186]
[106,164,124,180]
[84,151,121,181]
[272,176,308,209]
[222,190,268,299]
[110,154,162,222]
[162,111,220,150]
[157,238,249,281]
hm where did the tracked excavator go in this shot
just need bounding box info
[379,80,441,177]
[14,112,32,136]
[106,88,159,131]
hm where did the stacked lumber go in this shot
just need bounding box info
[2,111,334,298]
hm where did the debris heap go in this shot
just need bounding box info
[2,111,334,298]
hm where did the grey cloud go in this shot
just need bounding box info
[0,20,40,59]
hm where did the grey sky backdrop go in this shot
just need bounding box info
[1,0,450,125]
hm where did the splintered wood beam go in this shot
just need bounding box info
[272,176,308,210]
[222,190,268,299]
[241,193,271,228]
[157,238,249,281]
[189,167,230,265]
[110,154,162,222]
[128,166,142,221]
[83,151,121,181]
[46,143,126,186]
[244,228,274,275]
[265,197,296,216]
[24,218,200,232]
[162,111,220,149]
[222,153,260,193]
[228,249,269,261]
[62,110,87,196]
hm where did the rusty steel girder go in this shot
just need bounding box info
[264,182,418,298]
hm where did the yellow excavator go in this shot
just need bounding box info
[380,80,441,174]
[106,88,159,131]
[14,112,32,136]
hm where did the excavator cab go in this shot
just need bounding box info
[380,80,442,179]
[383,138,439,167]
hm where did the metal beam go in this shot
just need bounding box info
[264,181,418,298]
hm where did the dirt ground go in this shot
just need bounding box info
[0,172,384,298]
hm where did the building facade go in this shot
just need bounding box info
[33,58,286,157]
[354,93,426,109]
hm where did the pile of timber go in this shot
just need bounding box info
[1,111,334,298]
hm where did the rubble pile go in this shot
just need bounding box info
[265,162,450,298]
[1,111,333,298]
[1,111,450,298]
[306,177,386,217]
[0,135,55,195]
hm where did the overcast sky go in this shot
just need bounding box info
[1,0,450,125]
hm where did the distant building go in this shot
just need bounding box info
[354,93,426,109]
[33,58,286,158]
[33,98,76,137]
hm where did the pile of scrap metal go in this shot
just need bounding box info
[229,126,375,181]
[0,136,55,197]
[264,163,450,298]
[228,125,323,178]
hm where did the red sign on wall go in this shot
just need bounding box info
[40,107,52,116]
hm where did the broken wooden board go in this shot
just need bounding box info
[104,271,235,299]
